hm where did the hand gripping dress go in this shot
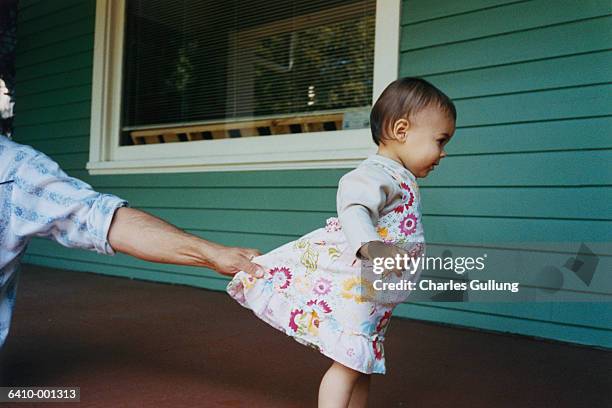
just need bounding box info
[227,154,425,374]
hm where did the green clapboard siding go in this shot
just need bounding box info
[14,0,612,348]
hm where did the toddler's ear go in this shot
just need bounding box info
[392,118,410,142]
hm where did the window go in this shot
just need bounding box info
[88,0,400,174]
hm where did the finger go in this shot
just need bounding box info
[247,248,261,256]
[242,259,264,278]
[253,264,265,278]
[242,248,261,259]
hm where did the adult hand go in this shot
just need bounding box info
[210,244,264,278]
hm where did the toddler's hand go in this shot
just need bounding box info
[358,241,410,278]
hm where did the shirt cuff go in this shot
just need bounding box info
[88,194,129,255]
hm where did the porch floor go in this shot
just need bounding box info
[1,264,610,407]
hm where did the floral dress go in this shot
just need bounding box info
[227,154,425,374]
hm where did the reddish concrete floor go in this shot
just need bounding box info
[0,265,610,408]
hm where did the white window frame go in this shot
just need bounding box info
[87,0,400,175]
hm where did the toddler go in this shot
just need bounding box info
[228,77,456,407]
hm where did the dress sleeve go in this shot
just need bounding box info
[336,166,391,257]
[10,151,128,255]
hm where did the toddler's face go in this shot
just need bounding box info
[395,106,455,178]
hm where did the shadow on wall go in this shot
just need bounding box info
[0,0,17,137]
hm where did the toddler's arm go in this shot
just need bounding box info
[336,167,389,258]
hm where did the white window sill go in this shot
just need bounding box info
[87,129,377,174]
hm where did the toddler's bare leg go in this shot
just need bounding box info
[318,361,364,408]
[348,374,370,408]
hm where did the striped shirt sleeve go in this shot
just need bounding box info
[10,151,128,255]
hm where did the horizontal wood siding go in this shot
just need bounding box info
[398,0,612,347]
[13,0,612,348]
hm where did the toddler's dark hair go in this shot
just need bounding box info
[370,77,456,145]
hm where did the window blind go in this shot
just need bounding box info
[121,0,376,144]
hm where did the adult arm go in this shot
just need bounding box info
[10,149,262,277]
[107,207,262,277]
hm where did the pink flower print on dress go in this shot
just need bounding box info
[289,307,320,335]
[289,308,304,332]
[325,217,342,232]
[408,242,425,258]
[399,213,418,236]
[376,310,393,333]
[269,266,293,290]
[400,182,415,208]
[307,299,332,314]
[313,277,332,296]
[373,337,384,360]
